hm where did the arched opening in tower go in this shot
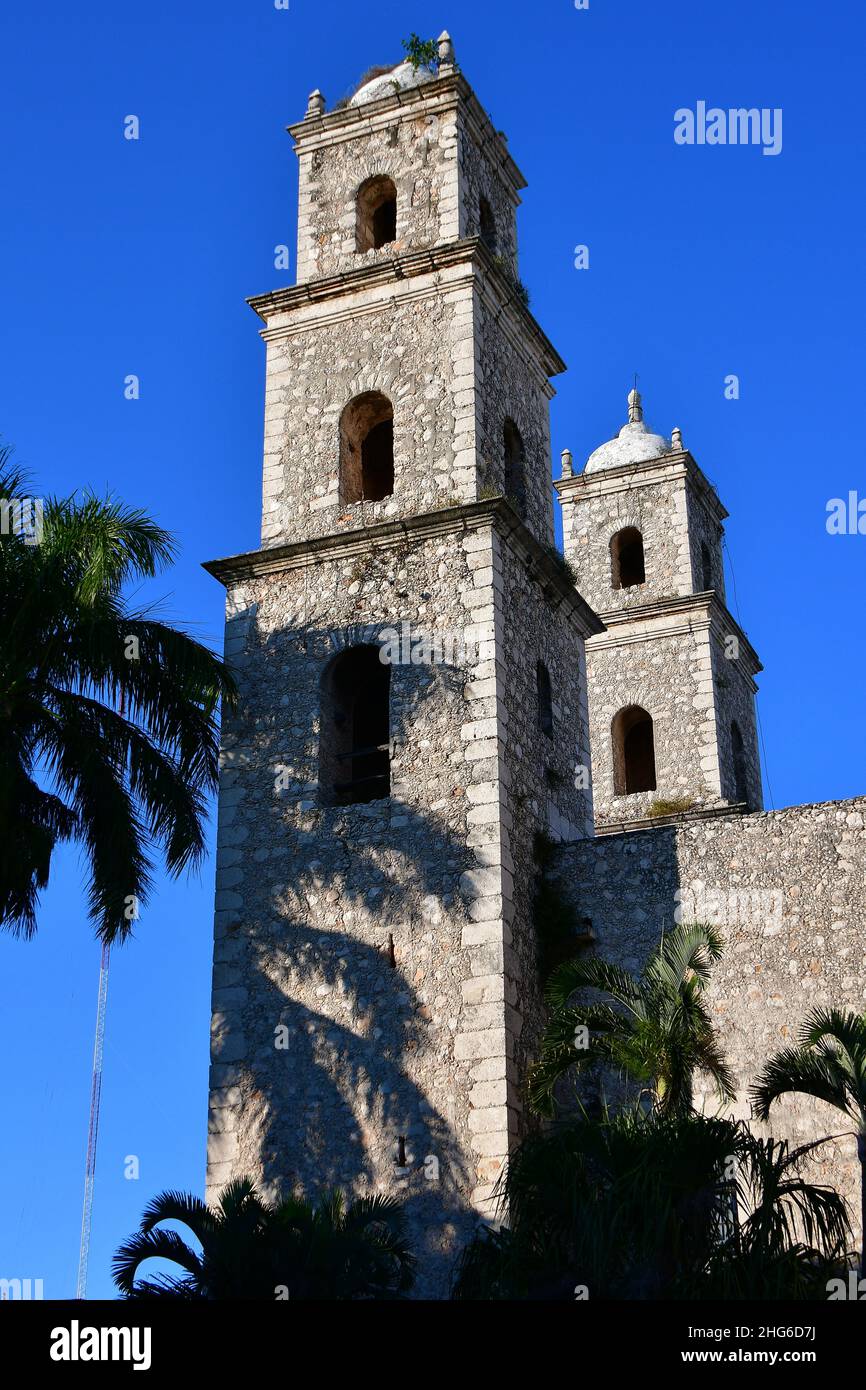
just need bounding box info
[339,391,395,503]
[479,195,497,253]
[356,174,397,251]
[610,527,646,589]
[731,720,748,804]
[536,660,553,738]
[612,705,657,795]
[503,417,527,519]
[319,645,391,806]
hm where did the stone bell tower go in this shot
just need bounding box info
[203,35,600,1295]
[556,389,763,831]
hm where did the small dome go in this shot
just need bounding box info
[349,60,437,107]
[584,389,672,474]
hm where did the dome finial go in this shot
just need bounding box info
[438,31,455,67]
[627,379,643,424]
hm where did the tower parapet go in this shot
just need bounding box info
[556,390,763,828]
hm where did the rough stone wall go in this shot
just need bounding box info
[711,631,763,810]
[258,271,476,547]
[686,484,726,601]
[551,799,866,1247]
[206,509,596,1295]
[457,117,519,277]
[560,466,693,614]
[474,278,557,548]
[585,614,726,824]
[488,530,595,1096]
[294,95,459,283]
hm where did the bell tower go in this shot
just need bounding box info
[556,388,763,831]
[203,36,600,1295]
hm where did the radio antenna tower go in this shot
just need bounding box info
[75,937,111,1299]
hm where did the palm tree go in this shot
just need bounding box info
[453,1107,851,1300]
[528,921,736,1118]
[752,1007,866,1275]
[0,452,235,942]
[113,1178,415,1299]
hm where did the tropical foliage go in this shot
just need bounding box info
[114,1178,416,1300]
[529,922,735,1117]
[0,453,235,942]
[453,1107,851,1300]
[752,1008,866,1274]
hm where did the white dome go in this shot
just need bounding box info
[349,61,436,107]
[584,390,673,474]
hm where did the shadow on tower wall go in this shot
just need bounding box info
[213,616,492,1297]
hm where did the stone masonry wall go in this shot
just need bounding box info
[294,92,459,283]
[560,466,693,614]
[585,615,727,824]
[206,508,595,1296]
[552,799,866,1246]
[686,483,727,601]
[474,278,557,548]
[259,271,476,547]
[711,630,763,810]
[457,115,519,278]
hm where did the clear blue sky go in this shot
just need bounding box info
[1,0,863,1299]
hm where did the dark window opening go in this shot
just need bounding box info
[537,661,553,738]
[504,417,527,519]
[611,527,645,589]
[701,541,713,592]
[731,720,748,804]
[340,392,395,504]
[479,196,497,252]
[612,705,657,795]
[356,175,398,252]
[319,646,390,806]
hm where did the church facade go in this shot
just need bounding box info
[204,37,866,1294]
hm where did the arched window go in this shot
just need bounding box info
[356,175,397,252]
[700,541,713,592]
[536,661,553,738]
[479,196,497,252]
[731,720,748,804]
[612,705,657,795]
[339,392,394,504]
[503,417,527,519]
[610,528,645,589]
[319,646,390,806]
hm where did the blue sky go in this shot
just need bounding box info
[1,0,863,1299]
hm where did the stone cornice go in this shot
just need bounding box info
[247,237,566,380]
[203,498,605,640]
[589,590,762,676]
[593,802,750,838]
[288,71,527,200]
[555,450,728,524]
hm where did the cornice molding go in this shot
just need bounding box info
[555,450,728,524]
[247,237,566,379]
[287,72,527,199]
[587,590,762,677]
[203,498,605,640]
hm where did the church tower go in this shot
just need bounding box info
[556,389,763,831]
[203,35,600,1294]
